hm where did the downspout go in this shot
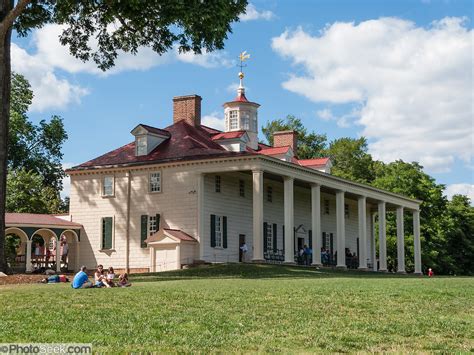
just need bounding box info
[125,170,132,273]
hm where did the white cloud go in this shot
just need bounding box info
[176,48,233,68]
[240,3,275,22]
[272,17,473,173]
[12,24,232,111]
[202,112,225,131]
[445,183,474,201]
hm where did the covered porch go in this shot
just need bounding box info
[5,213,82,273]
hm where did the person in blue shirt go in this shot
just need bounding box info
[72,265,93,289]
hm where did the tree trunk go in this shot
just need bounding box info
[0,0,13,273]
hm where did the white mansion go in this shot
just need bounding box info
[60,78,422,275]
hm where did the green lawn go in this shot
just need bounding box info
[0,264,473,353]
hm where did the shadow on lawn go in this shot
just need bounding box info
[130,263,422,283]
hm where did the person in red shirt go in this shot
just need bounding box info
[428,268,434,277]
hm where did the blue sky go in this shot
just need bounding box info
[12,0,473,199]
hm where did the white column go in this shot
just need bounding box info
[284,176,295,264]
[56,237,61,272]
[396,206,406,273]
[335,190,346,268]
[358,196,368,270]
[378,202,387,272]
[311,183,322,266]
[413,210,422,275]
[372,213,377,271]
[176,244,182,270]
[197,173,205,260]
[75,242,80,271]
[149,247,155,272]
[26,240,32,273]
[252,170,264,261]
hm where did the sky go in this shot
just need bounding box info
[11,0,473,200]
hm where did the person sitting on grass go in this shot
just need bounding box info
[39,274,69,284]
[106,266,116,287]
[94,265,112,288]
[118,273,131,287]
[72,266,93,289]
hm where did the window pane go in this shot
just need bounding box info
[103,176,114,196]
[150,172,161,192]
[137,136,147,155]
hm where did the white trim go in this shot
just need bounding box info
[99,216,115,251]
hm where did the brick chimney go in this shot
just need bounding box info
[273,130,298,152]
[173,95,202,126]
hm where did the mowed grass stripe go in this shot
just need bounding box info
[0,264,472,352]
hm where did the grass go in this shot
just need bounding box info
[0,264,473,353]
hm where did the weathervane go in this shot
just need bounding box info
[238,51,251,87]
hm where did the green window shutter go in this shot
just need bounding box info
[156,214,161,231]
[223,216,228,249]
[102,217,113,249]
[210,215,216,247]
[293,227,296,252]
[309,230,313,249]
[330,233,334,255]
[263,222,268,252]
[322,232,326,250]
[273,223,277,252]
[141,215,148,248]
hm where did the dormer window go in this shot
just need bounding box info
[136,136,147,156]
[131,124,171,157]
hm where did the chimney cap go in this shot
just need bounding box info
[274,130,297,135]
[173,94,202,101]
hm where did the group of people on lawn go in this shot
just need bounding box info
[72,265,131,289]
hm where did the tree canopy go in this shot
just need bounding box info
[10,73,67,191]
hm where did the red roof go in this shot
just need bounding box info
[212,131,247,140]
[234,92,249,102]
[298,158,330,167]
[5,213,82,228]
[69,120,251,170]
[164,229,197,242]
[259,146,291,156]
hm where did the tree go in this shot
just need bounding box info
[262,115,327,159]
[10,73,67,190]
[443,195,474,275]
[0,0,248,272]
[6,168,64,214]
[324,137,375,184]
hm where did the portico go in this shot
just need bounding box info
[248,157,422,274]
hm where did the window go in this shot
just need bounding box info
[215,175,221,193]
[252,112,258,131]
[267,186,273,202]
[324,199,330,214]
[215,215,223,248]
[241,111,250,130]
[149,215,158,236]
[211,214,227,249]
[136,136,147,156]
[229,110,239,130]
[103,176,114,196]
[239,179,245,197]
[101,217,113,249]
[345,204,349,218]
[149,172,161,192]
[266,223,273,251]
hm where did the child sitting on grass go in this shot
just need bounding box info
[106,266,116,287]
[118,273,131,287]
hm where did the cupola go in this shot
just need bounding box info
[222,53,260,150]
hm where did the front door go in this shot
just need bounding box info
[239,234,246,262]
